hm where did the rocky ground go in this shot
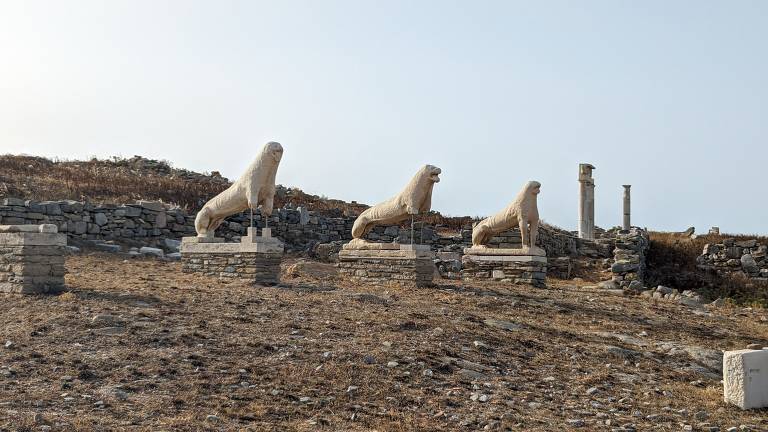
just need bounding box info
[1,255,767,431]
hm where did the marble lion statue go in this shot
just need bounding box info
[194,141,283,238]
[349,164,442,245]
[471,180,543,255]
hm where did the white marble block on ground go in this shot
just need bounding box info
[724,349,768,409]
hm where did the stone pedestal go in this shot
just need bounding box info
[724,349,768,410]
[0,224,67,294]
[180,228,284,285]
[338,243,435,287]
[461,247,547,287]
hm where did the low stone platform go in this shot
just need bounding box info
[181,228,284,285]
[338,244,435,287]
[461,247,547,287]
[0,224,67,294]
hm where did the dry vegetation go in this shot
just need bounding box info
[647,232,768,306]
[0,154,468,227]
[1,254,767,431]
[0,155,227,210]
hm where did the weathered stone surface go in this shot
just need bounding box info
[349,164,441,248]
[461,252,547,287]
[698,239,768,280]
[182,251,282,285]
[610,227,649,289]
[338,246,435,287]
[195,142,283,238]
[0,228,67,294]
[471,181,544,256]
[94,213,108,226]
[724,349,768,409]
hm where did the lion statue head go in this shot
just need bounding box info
[264,141,284,163]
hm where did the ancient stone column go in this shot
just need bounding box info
[578,164,596,240]
[622,185,631,231]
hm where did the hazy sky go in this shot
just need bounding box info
[1,1,766,234]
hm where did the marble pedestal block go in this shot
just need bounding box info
[0,224,67,294]
[338,243,435,287]
[461,248,547,287]
[724,349,768,410]
[181,228,284,285]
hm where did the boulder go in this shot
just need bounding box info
[139,247,164,257]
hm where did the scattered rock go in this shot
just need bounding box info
[483,319,523,331]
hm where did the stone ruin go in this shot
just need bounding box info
[0,224,67,294]
[610,227,650,289]
[697,239,768,280]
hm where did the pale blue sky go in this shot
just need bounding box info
[1,1,766,233]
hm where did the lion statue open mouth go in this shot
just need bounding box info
[349,164,441,246]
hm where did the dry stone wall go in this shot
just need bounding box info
[1,197,617,273]
[697,239,768,280]
[181,252,282,285]
[0,198,356,252]
[611,228,650,289]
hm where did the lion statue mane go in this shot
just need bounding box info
[471,180,542,253]
[350,164,442,244]
[194,141,283,238]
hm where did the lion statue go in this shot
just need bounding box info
[471,180,543,255]
[194,141,283,238]
[349,164,442,246]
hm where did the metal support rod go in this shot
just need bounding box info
[411,214,415,245]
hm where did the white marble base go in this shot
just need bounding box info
[724,349,768,409]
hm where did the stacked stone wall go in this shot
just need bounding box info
[455,226,613,259]
[611,228,650,288]
[461,255,547,287]
[0,197,616,266]
[697,239,768,280]
[338,250,434,287]
[181,252,282,285]
[0,233,67,294]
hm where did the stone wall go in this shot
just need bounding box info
[611,228,650,289]
[452,225,613,259]
[0,197,445,253]
[697,239,768,280]
[0,197,358,252]
[0,197,617,270]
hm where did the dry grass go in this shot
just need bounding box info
[0,155,227,210]
[0,255,767,431]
